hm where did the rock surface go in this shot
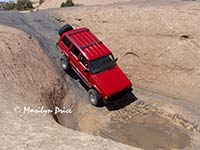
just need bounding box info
[0,25,139,150]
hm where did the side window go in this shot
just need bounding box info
[80,55,88,68]
[62,36,71,48]
[71,45,80,58]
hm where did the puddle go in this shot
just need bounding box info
[56,78,191,150]
[98,114,190,150]
[63,101,190,150]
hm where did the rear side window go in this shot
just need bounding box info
[62,36,71,48]
[80,55,88,68]
[71,45,80,58]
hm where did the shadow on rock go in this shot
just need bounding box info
[62,68,137,110]
[105,92,137,111]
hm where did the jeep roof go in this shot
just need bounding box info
[61,28,112,61]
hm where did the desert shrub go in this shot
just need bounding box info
[2,2,16,10]
[39,0,44,5]
[15,0,33,10]
[60,0,74,7]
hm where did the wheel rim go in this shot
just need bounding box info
[61,59,67,70]
[90,93,96,104]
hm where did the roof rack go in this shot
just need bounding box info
[68,28,89,36]
[80,41,102,50]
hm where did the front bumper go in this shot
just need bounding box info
[104,87,133,102]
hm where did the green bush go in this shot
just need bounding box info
[60,0,74,7]
[15,0,33,11]
[2,2,16,10]
[39,0,44,5]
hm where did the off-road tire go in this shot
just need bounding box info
[59,24,73,36]
[60,54,69,72]
[88,89,102,106]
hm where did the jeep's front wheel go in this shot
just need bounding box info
[60,54,69,72]
[88,89,102,106]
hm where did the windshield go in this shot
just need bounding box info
[90,54,116,74]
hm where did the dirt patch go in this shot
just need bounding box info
[32,0,131,10]
[100,101,191,149]
[100,116,190,149]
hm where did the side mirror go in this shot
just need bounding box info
[115,58,118,62]
[83,68,89,72]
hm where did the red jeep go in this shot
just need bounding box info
[57,24,132,106]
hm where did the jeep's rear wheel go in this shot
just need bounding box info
[88,89,102,106]
[60,54,69,72]
[59,24,73,36]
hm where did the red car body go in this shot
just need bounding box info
[57,27,132,103]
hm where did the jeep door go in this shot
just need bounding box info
[69,44,81,71]
[59,35,72,56]
[78,54,89,85]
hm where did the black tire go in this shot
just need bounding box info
[60,54,69,72]
[59,24,73,36]
[88,89,102,106]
